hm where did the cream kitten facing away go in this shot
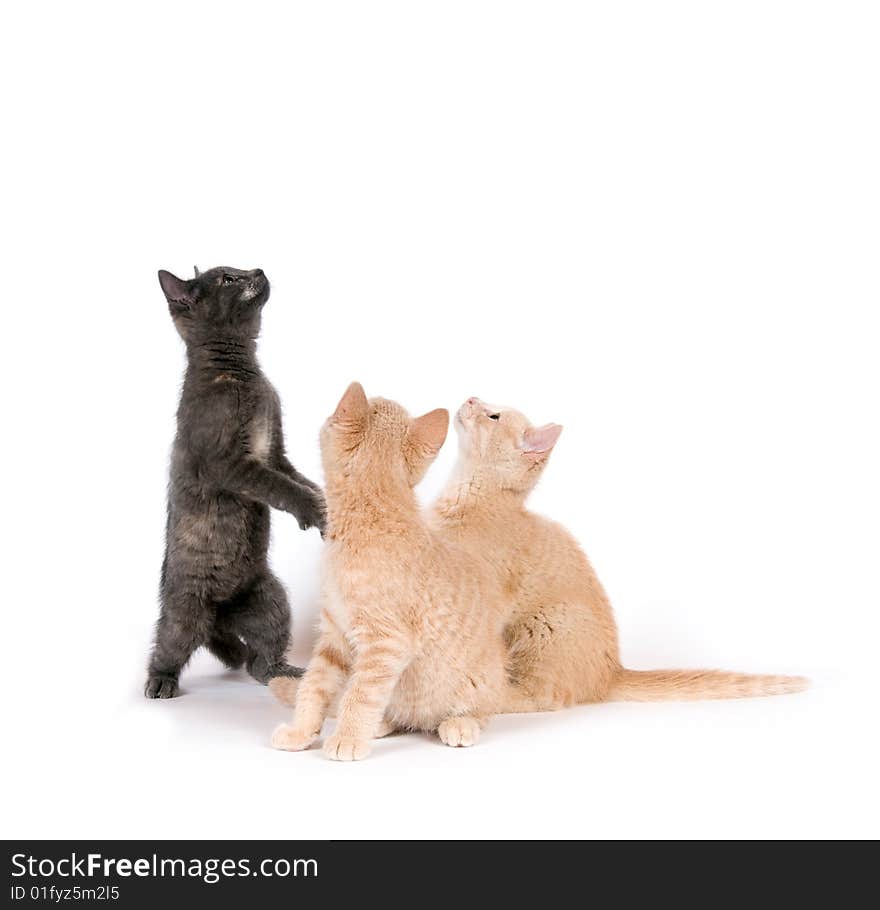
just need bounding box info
[429,396,808,710]
[271,383,511,761]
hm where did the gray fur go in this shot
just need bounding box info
[146,266,325,698]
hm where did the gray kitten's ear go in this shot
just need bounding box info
[193,265,201,277]
[158,270,193,311]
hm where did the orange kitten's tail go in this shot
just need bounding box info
[268,676,300,707]
[608,668,809,702]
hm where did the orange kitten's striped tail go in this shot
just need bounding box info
[268,676,300,707]
[608,668,809,702]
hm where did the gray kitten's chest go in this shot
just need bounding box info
[248,408,273,462]
[173,377,278,473]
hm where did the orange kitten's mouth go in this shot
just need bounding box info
[457,397,485,424]
[455,403,477,435]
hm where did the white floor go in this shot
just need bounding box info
[8,644,875,840]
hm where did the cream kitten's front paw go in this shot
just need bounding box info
[437,716,482,748]
[271,723,318,752]
[323,733,371,761]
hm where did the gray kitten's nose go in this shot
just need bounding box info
[251,268,264,279]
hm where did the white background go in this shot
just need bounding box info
[4,1,878,839]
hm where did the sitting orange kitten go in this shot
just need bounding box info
[271,383,511,760]
[430,396,808,710]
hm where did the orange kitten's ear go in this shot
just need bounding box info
[410,408,449,456]
[332,382,369,425]
[521,423,563,454]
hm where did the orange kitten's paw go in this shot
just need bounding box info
[323,734,371,761]
[437,716,482,748]
[271,723,317,752]
[268,676,300,707]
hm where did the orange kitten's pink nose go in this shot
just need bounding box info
[457,398,481,426]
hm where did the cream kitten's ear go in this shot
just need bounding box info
[521,423,563,454]
[410,408,449,455]
[332,382,369,424]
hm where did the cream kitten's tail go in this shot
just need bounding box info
[268,676,300,707]
[608,668,809,702]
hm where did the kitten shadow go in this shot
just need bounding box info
[138,668,438,755]
[137,667,294,743]
[262,726,426,759]
[135,662,638,753]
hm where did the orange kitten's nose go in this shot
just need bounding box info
[457,398,481,426]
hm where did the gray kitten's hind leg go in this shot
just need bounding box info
[206,629,248,670]
[219,573,304,684]
[145,591,213,698]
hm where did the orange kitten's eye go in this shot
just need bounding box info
[488,413,500,421]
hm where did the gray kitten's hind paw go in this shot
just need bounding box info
[144,675,179,699]
[247,656,305,685]
[271,662,305,679]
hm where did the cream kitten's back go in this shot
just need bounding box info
[433,396,808,708]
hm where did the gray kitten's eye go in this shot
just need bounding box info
[222,274,236,284]
[488,413,500,421]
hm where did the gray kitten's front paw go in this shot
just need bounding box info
[144,675,179,699]
[296,492,327,534]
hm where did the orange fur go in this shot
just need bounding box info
[271,384,509,760]
[430,397,808,709]
[608,669,808,701]
[268,676,299,707]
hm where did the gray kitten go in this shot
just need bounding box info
[145,265,325,698]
